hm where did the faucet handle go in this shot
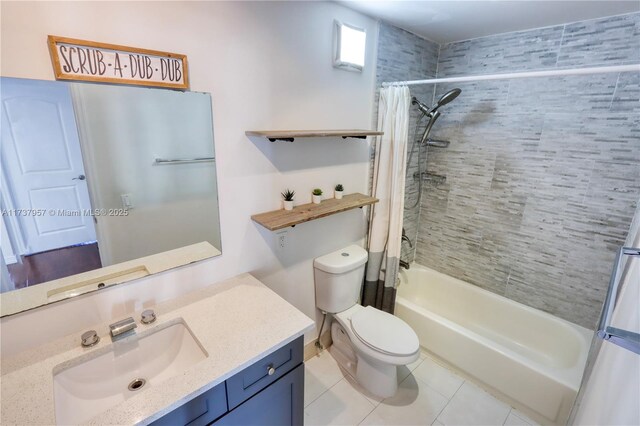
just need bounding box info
[141,309,156,324]
[81,330,100,347]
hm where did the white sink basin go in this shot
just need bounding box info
[53,320,207,425]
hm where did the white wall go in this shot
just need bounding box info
[0,1,378,355]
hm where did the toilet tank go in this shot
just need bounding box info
[313,245,368,313]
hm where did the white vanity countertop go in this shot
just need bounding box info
[0,273,315,425]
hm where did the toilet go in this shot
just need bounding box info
[313,245,420,398]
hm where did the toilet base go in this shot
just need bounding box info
[356,353,398,398]
[329,322,358,378]
[330,321,399,398]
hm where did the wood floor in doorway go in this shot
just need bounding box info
[7,243,102,289]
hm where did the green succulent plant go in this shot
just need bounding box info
[335,184,344,191]
[312,188,323,196]
[281,189,295,201]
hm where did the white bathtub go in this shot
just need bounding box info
[396,265,592,425]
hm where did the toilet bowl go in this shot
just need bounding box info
[313,245,420,398]
[331,304,420,397]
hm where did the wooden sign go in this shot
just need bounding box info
[47,36,189,90]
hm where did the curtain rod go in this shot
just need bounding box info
[381,64,640,87]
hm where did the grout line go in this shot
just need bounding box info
[503,409,511,426]
[511,409,536,426]
[304,385,329,409]
[361,394,380,424]
[410,360,465,401]
[303,356,346,408]
[428,350,547,424]
[608,72,621,111]
[450,378,466,399]
[435,43,442,79]
[499,412,512,425]
[433,379,465,424]
[305,375,346,410]
[410,357,425,372]
[303,384,328,409]
[357,403,378,426]
[503,408,535,426]
[556,24,566,68]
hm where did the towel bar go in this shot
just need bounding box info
[154,157,215,165]
[597,246,640,355]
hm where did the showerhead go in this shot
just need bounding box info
[412,88,461,146]
[412,88,461,116]
[432,88,462,112]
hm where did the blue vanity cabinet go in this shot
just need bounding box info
[150,336,304,426]
[214,364,304,426]
[151,382,228,426]
[225,334,304,409]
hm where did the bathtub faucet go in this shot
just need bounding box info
[399,259,410,270]
[401,228,413,248]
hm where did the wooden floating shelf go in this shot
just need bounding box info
[251,193,378,231]
[245,129,383,142]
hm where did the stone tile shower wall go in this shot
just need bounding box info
[414,13,640,328]
[374,22,439,263]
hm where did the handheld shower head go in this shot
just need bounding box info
[412,88,461,116]
[412,88,461,146]
[420,110,441,144]
[431,88,462,112]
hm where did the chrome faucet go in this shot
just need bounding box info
[109,317,137,341]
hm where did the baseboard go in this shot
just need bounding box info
[303,330,332,361]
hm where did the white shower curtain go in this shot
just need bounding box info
[363,85,410,313]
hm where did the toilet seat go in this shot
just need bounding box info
[350,306,419,357]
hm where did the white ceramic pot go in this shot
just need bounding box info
[312,194,322,204]
[335,190,344,200]
[283,200,294,211]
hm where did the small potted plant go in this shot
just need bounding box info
[334,184,344,200]
[312,188,323,204]
[281,189,295,211]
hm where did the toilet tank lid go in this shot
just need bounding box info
[314,245,368,274]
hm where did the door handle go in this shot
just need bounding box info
[72,175,86,181]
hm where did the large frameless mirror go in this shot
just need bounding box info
[1,77,221,315]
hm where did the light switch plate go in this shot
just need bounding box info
[121,193,133,210]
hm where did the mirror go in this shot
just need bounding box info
[0,77,221,315]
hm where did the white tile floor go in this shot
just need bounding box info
[304,350,540,426]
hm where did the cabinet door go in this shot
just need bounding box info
[213,364,303,426]
[150,382,227,426]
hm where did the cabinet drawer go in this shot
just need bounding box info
[150,382,227,426]
[226,336,303,409]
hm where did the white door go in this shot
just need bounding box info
[1,77,96,255]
